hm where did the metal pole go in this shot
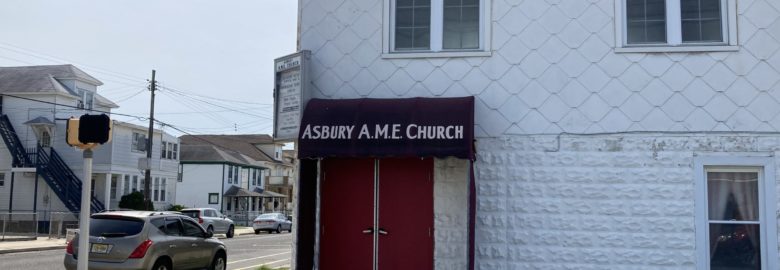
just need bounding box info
[77,149,93,270]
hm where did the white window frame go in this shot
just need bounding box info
[694,155,778,270]
[615,0,738,53]
[382,0,492,58]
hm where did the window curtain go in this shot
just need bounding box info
[707,171,760,260]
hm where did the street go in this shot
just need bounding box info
[0,232,292,270]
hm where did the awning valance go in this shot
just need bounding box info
[298,97,474,160]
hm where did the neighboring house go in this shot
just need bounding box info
[297,0,780,269]
[0,65,179,225]
[103,121,180,210]
[176,135,291,214]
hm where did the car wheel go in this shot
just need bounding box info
[254,229,260,235]
[276,225,281,234]
[288,226,292,233]
[226,225,235,238]
[207,226,214,235]
[152,258,172,270]
[210,252,226,270]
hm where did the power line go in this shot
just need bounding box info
[161,86,272,106]
[162,88,273,120]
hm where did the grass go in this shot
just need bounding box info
[257,266,289,270]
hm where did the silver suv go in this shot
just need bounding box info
[63,211,227,270]
[181,208,235,238]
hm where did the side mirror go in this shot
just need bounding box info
[222,215,226,219]
[205,231,213,238]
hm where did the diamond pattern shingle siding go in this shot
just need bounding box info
[301,0,780,137]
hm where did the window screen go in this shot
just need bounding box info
[443,0,479,49]
[681,0,722,42]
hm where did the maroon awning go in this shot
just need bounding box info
[298,97,475,160]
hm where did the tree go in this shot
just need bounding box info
[118,191,153,210]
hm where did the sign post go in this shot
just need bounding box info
[67,114,112,270]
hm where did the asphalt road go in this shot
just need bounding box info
[0,232,293,270]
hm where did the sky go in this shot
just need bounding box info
[0,0,298,137]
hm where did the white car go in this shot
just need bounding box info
[252,213,292,234]
[181,208,235,238]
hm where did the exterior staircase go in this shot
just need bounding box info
[0,114,104,213]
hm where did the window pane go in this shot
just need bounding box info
[707,171,759,221]
[681,0,723,42]
[397,8,413,27]
[413,26,430,49]
[443,0,480,50]
[700,19,723,42]
[626,0,666,44]
[709,224,761,269]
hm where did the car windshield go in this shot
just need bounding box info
[181,211,200,218]
[257,214,276,219]
[90,216,144,237]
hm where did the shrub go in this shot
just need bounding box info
[167,204,185,211]
[118,191,153,210]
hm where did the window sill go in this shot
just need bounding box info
[615,45,739,53]
[382,51,492,59]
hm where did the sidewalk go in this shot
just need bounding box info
[0,227,255,254]
[0,237,66,254]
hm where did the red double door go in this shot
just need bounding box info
[320,157,434,270]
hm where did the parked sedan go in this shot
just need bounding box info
[252,213,292,234]
[63,211,227,270]
[181,208,235,238]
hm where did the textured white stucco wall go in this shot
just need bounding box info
[475,134,780,269]
[434,157,470,269]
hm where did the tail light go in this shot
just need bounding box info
[65,241,74,255]
[198,217,204,224]
[128,240,153,259]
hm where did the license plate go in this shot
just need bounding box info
[90,243,111,254]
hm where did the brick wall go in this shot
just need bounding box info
[475,134,780,269]
[435,158,470,269]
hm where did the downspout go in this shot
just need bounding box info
[220,163,225,212]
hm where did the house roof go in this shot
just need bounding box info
[23,116,55,126]
[180,134,278,163]
[223,185,263,197]
[0,65,103,94]
[0,65,119,108]
[179,144,264,168]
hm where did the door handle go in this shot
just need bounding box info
[191,243,198,247]
[361,227,373,234]
[169,245,177,248]
[378,228,388,236]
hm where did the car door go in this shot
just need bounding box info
[181,218,211,268]
[279,214,291,231]
[161,217,195,270]
[210,209,225,233]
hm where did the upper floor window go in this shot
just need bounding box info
[616,0,737,52]
[161,141,178,160]
[132,132,147,153]
[384,0,491,58]
[77,88,94,110]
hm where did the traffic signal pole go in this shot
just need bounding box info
[77,148,93,270]
[144,70,156,209]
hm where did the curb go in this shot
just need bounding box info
[0,245,65,254]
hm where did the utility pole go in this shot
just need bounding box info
[144,70,156,209]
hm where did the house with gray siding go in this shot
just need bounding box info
[0,65,179,224]
[295,0,780,269]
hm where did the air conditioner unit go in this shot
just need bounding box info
[136,137,148,151]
